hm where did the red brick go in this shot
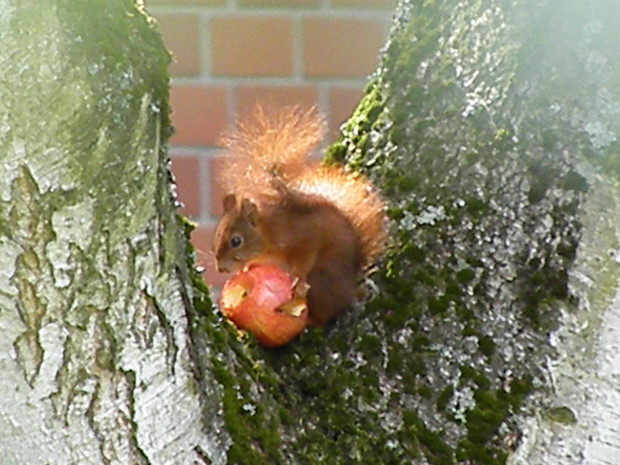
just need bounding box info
[155,14,201,76]
[236,85,319,119]
[169,85,228,146]
[169,155,202,217]
[191,224,231,288]
[208,155,228,218]
[328,86,364,140]
[211,16,294,77]
[302,17,386,78]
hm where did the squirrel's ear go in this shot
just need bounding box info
[222,194,236,212]
[241,198,259,226]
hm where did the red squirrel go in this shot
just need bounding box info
[212,107,386,326]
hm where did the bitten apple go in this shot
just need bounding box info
[219,264,308,347]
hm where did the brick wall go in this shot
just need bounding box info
[146,0,394,286]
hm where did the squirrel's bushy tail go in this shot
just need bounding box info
[218,105,386,267]
[218,106,324,198]
[292,166,387,269]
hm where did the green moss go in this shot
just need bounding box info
[509,376,533,410]
[428,295,450,315]
[562,170,588,193]
[460,366,491,391]
[436,385,454,412]
[456,440,507,465]
[445,278,463,299]
[597,148,620,179]
[468,390,508,441]
[464,197,488,217]
[455,305,477,322]
[456,268,476,283]
[545,406,577,424]
[478,335,496,358]
[387,350,404,374]
[210,352,288,465]
[183,207,289,464]
[456,391,509,465]
[403,410,454,465]
[418,383,434,399]
[359,333,382,354]
[412,334,430,351]
[324,140,348,164]
[527,161,555,204]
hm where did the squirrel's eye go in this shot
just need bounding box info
[230,235,243,248]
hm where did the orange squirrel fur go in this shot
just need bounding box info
[212,107,386,325]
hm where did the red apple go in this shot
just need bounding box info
[219,264,308,347]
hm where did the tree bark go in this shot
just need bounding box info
[328,1,620,464]
[2,0,620,465]
[0,1,228,464]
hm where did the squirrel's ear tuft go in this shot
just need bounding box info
[223,194,236,212]
[241,198,259,226]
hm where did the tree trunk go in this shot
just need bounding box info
[327,1,620,464]
[0,1,228,463]
[2,0,620,465]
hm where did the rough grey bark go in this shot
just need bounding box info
[2,0,620,465]
[0,1,228,464]
[328,1,620,463]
